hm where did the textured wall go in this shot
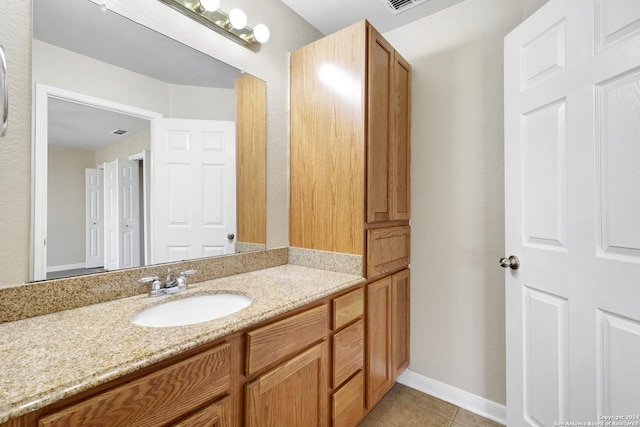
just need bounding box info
[0,1,32,286]
[383,0,546,405]
[0,0,322,287]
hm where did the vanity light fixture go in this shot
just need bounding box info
[157,0,269,52]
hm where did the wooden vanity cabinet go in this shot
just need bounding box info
[244,304,329,427]
[290,20,411,256]
[2,286,371,427]
[290,19,411,419]
[38,341,234,427]
[330,288,366,427]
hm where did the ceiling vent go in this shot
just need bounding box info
[111,129,130,136]
[380,0,427,15]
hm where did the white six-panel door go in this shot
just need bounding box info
[151,118,236,264]
[505,0,640,424]
[85,168,104,269]
[103,159,141,271]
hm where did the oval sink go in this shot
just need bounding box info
[131,293,252,327]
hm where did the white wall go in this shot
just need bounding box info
[384,0,547,405]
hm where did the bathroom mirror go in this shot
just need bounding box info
[31,0,266,281]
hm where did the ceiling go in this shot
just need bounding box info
[279,0,465,35]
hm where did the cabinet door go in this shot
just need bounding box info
[392,269,410,377]
[390,53,411,221]
[367,25,394,223]
[366,276,393,407]
[245,342,328,427]
[171,396,232,427]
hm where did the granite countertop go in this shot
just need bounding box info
[0,264,365,423]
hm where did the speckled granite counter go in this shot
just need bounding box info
[0,264,365,423]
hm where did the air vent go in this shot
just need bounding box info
[381,0,427,15]
[111,129,130,136]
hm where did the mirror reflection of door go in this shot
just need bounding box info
[85,168,104,269]
[151,118,237,264]
[104,158,141,271]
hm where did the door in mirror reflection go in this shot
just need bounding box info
[151,118,236,263]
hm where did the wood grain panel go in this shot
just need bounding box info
[367,25,393,223]
[171,395,231,427]
[366,226,410,279]
[245,342,328,427]
[246,305,328,376]
[290,21,367,255]
[332,371,365,427]
[235,73,266,246]
[391,52,411,221]
[333,287,364,330]
[333,319,364,388]
[392,269,410,377]
[38,343,231,427]
[366,277,393,408]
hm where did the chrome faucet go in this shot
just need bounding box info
[139,269,197,297]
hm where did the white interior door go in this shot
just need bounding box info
[117,159,141,269]
[103,159,141,270]
[151,118,236,264]
[85,168,104,269]
[505,0,640,424]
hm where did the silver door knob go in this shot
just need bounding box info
[499,255,520,270]
[227,233,235,240]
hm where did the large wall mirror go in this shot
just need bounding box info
[31,0,266,281]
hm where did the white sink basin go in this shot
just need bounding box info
[131,293,252,327]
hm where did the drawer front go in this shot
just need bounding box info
[39,343,231,427]
[332,287,364,330]
[332,371,364,427]
[333,319,364,388]
[246,304,327,376]
[366,226,410,279]
[171,395,231,427]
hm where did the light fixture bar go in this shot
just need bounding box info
[156,0,264,52]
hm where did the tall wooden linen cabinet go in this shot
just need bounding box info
[290,20,411,426]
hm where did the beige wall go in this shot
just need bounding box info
[0,0,322,286]
[0,1,32,286]
[33,40,236,120]
[47,146,96,268]
[383,0,546,405]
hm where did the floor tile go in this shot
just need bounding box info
[359,385,504,427]
[453,408,503,427]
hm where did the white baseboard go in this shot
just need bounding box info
[46,262,85,273]
[397,369,506,425]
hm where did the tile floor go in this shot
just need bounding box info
[359,383,504,427]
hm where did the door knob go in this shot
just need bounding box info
[227,233,235,240]
[499,255,520,270]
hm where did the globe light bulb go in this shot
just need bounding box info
[229,8,247,29]
[199,0,219,11]
[253,24,270,43]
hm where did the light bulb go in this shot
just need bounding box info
[229,8,247,29]
[199,0,219,11]
[253,24,270,43]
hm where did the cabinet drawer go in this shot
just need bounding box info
[333,319,364,388]
[333,287,364,330]
[246,304,327,376]
[171,395,231,427]
[366,226,410,279]
[39,343,231,427]
[332,371,364,427]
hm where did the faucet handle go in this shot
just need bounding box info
[139,276,161,291]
